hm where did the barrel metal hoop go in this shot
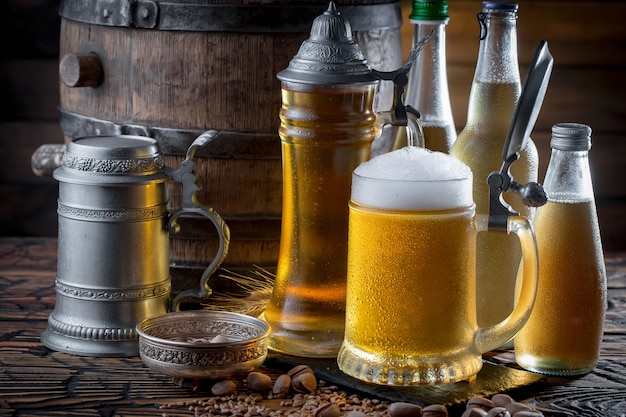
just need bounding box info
[59,109,281,160]
[59,0,402,32]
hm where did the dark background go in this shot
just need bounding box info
[2,0,625,250]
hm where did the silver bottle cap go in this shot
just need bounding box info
[482,2,518,11]
[276,2,378,85]
[551,123,592,151]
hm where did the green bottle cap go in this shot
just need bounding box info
[410,1,450,22]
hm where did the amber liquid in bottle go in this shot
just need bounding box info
[516,200,606,374]
[516,128,607,375]
[451,81,538,327]
[264,82,377,357]
[450,5,539,328]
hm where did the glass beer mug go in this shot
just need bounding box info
[337,146,538,385]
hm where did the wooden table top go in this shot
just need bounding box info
[1,237,625,416]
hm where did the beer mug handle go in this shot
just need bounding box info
[474,214,539,353]
[167,131,231,311]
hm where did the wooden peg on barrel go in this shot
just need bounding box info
[59,52,103,88]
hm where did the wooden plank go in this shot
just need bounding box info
[596,200,626,252]
[0,237,624,416]
[400,0,626,66]
[447,66,626,135]
[527,131,626,197]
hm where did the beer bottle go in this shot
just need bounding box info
[449,2,538,328]
[405,0,456,153]
[515,123,607,375]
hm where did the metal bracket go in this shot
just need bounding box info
[487,153,547,230]
[58,109,281,159]
[372,30,432,128]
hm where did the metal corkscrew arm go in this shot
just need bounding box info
[372,30,433,148]
[488,41,553,230]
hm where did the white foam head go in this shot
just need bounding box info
[352,147,473,210]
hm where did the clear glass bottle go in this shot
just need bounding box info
[515,123,607,375]
[404,0,456,153]
[449,2,538,328]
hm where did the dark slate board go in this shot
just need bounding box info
[264,351,546,414]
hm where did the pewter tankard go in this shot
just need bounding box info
[41,131,230,357]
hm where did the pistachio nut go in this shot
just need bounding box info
[491,394,514,408]
[246,371,272,393]
[272,374,292,396]
[462,409,488,417]
[423,403,448,417]
[291,371,317,393]
[505,402,536,415]
[210,379,236,396]
[486,407,511,417]
[287,364,314,378]
[314,403,341,417]
[467,397,495,411]
[211,334,230,343]
[388,402,423,417]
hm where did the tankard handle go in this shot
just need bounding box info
[474,214,538,353]
[166,130,231,311]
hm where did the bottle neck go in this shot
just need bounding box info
[405,20,453,124]
[464,9,521,128]
[474,10,520,84]
[544,149,595,202]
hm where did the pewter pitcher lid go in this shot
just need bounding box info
[54,135,168,184]
[276,2,379,85]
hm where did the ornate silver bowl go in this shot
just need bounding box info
[137,310,270,379]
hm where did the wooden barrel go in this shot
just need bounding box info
[57,0,403,286]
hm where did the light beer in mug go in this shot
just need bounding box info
[338,146,538,385]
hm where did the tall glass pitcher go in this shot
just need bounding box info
[263,2,422,358]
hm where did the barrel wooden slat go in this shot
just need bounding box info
[58,0,402,273]
[59,22,291,132]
